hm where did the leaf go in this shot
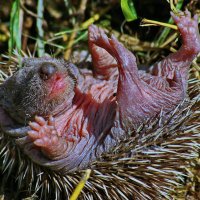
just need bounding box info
[121,0,137,22]
[156,0,184,46]
[8,0,22,54]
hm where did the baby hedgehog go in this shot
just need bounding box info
[0,10,200,199]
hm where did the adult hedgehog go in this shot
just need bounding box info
[0,10,200,199]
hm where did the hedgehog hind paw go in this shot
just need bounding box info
[88,25,117,79]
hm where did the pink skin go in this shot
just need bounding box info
[4,11,200,171]
[28,116,69,160]
[87,10,200,127]
[47,73,67,100]
[150,10,200,93]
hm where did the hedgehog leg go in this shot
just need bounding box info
[88,25,118,79]
[107,35,154,128]
[88,27,156,127]
[28,116,69,160]
[150,10,200,93]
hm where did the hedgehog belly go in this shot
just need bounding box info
[54,75,118,142]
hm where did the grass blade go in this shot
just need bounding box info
[37,0,45,56]
[121,0,137,22]
[8,0,22,54]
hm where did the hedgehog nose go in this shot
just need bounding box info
[39,62,57,80]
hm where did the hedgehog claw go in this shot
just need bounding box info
[35,116,46,126]
[27,130,39,139]
[29,121,41,131]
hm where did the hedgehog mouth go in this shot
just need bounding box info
[47,73,67,99]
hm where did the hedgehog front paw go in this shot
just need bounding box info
[28,116,57,145]
[28,116,68,160]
